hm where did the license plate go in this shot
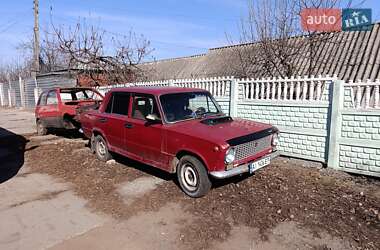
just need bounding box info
[249,157,271,174]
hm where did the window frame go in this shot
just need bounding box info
[37,91,48,106]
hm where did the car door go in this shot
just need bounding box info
[35,91,48,120]
[125,93,167,168]
[99,92,130,153]
[44,90,61,127]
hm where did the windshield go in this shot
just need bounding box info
[59,89,103,102]
[160,92,222,122]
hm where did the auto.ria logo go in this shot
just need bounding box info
[301,8,372,32]
[342,9,372,31]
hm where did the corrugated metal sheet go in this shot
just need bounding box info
[36,72,76,90]
[0,82,9,106]
[24,78,37,108]
[140,23,380,82]
[9,79,21,107]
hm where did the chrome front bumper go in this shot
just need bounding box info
[209,151,280,179]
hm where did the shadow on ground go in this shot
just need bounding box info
[109,150,252,191]
[48,129,85,139]
[0,127,30,183]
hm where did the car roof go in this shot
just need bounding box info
[108,86,208,95]
[42,87,94,93]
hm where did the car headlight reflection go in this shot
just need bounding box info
[272,133,279,147]
[225,147,236,164]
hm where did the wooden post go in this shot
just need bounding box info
[33,0,40,77]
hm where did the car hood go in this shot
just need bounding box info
[166,117,274,146]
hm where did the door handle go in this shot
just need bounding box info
[99,117,108,123]
[125,123,133,129]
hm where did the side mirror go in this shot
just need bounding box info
[145,114,161,123]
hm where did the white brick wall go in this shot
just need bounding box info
[339,145,380,173]
[279,133,326,161]
[237,105,328,130]
[341,115,380,140]
[237,103,329,162]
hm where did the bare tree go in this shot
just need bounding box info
[0,60,32,83]
[229,0,359,78]
[49,20,152,85]
[17,18,152,85]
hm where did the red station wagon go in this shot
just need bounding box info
[35,87,103,135]
[80,87,280,197]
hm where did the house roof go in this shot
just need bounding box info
[139,23,380,81]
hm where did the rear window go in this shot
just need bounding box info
[59,89,102,102]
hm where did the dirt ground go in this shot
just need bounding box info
[20,134,380,250]
[1,108,379,250]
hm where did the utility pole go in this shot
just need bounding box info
[33,0,40,77]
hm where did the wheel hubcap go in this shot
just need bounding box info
[97,140,106,157]
[181,163,198,192]
[37,123,43,133]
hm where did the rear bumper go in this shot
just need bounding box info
[209,151,280,179]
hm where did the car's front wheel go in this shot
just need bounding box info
[177,155,211,198]
[94,135,112,161]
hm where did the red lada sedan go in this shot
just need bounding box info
[80,87,279,197]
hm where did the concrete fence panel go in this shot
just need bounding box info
[332,80,380,177]
[236,76,335,163]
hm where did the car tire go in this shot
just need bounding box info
[177,155,211,198]
[90,134,96,154]
[94,135,112,162]
[36,120,48,135]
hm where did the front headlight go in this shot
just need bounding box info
[225,147,236,164]
[272,133,279,147]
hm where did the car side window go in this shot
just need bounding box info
[105,92,130,116]
[46,91,58,105]
[132,94,160,120]
[38,92,48,106]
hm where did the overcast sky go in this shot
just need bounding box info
[0,0,379,64]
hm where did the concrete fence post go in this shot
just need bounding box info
[327,79,344,169]
[229,78,238,117]
[168,79,175,87]
[19,76,25,107]
[34,87,41,104]
[8,89,12,107]
[0,83,4,106]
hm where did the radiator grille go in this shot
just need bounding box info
[235,136,271,161]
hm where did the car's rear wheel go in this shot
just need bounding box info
[36,120,47,135]
[177,155,211,198]
[95,135,112,161]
